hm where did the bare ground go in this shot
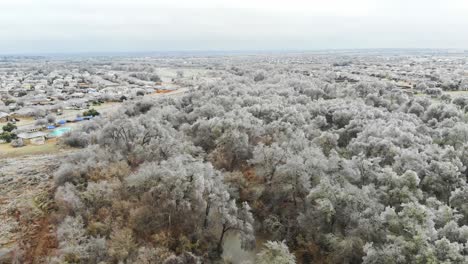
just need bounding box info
[0,151,71,263]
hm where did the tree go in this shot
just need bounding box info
[83,108,100,117]
[250,143,287,184]
[35,118,48,126]
[0,131,16,143]
[254,71,266,82]
[127,155,254,256]
[55,183,84,215]
[2,122,16,132]
[63,132,89,148]
[108,228,136,262]
[421,160,463,204]
[216,202,255,254]
[45,56,468,263]
[149,74,162,82]
[256,241,296,264]
[209,129,251,170]
[55,216,89,262]
[46,115,56,124]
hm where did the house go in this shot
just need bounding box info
[70,92,85,98]
[15,124,43,134]
[78,82,90,89]
[17,131,47,145]
[396,81,413,89]
[30,98,54,106]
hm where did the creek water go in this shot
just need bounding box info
[222,233,256,264]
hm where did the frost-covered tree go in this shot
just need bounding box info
[256,241,296,264]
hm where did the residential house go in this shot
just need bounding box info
[17,131,48,145]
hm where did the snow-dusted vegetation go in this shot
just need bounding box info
[22,52,468,263]
[28,52,468,263]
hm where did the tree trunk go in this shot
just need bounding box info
[217,224,228,254]
[203,202,211,229]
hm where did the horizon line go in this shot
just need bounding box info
[1,48,467,58]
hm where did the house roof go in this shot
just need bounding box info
[15,125,43,133]
[17,131,47,139]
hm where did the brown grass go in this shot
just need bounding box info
[155,89,175,94]
[0,139,61,158]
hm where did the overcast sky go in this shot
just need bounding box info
[1,0,468,54]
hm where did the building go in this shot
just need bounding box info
[395,81,413,89]
[15,125,43,134]
[30,98,54,106]
[17,131,47,145]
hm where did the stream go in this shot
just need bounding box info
[222,233,256,264]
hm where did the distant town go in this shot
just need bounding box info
[0,56,207,147]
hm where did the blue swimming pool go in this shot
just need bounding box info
[48,127,72,137]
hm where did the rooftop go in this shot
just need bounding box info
[17,131,48,139]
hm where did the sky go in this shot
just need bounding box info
[1,0,468,54]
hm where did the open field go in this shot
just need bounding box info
[0,139,61,159]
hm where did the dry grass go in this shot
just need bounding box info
[445,90,468,97]
[0,139,61,158]
[0,117,35,128]
[155,89,176,94]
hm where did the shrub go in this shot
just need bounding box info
[46,115,57,124]
[83,108,100,117]
[2,122,17,132]
[54,164,80,186]
[35,118,48,126]
[256,241,296,264]
[254,71,266,82]
[55,183,84,214]
[0,132,16,143]
[108,228,137,262]
[63,132,89,148]
[10,138,24,148]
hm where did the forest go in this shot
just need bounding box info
[42,55,468,263]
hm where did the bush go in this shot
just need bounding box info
[83,108,100,117]
[46,115,57,124]
[35,118,48,126]
[4,99,15,106]
[2,122,17,132]
[10,138,24,148]
[149,74,162,82]
[63,132,89,148]
[55,183,84,214]
[254,71,266,82]
[256,241,296,264]
[0,132,16,143]
[54,164,80,186]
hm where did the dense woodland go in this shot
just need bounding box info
[45,57,468,263]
